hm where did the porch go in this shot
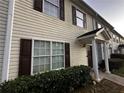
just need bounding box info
[77,28,111,81]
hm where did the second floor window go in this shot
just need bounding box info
[34,0,65,20]
[76,10,86,28]
[44,0,60,18]
[97,23,102,28]
[72,6,86,28]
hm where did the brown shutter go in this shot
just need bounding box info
[65,43,70,68]
[95,21,98,29]
[83,13,87,28]
[19,39,32,76]
[72,6,76,25]
[60,0,65,21]
[33,0,43,12]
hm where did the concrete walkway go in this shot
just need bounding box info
[101,73,124,86]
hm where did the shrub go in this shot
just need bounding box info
[0,65,93,93]
[111,54,124,59]
[109,58,124,71]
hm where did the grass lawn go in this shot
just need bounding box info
[73,79,124,93]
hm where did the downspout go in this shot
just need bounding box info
[2,0,15,82]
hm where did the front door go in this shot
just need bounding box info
[87,46,93,68]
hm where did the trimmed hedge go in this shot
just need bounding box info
[109,58,124,71]
[0,65,93,93]
[111,54,124,59]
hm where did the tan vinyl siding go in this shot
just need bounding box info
[0,0,9,82]
[9,0,93,80]
[97,33,106,40]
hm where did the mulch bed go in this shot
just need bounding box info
[73,79,124,93]
[94,79,124,93]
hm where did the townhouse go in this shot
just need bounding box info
[110,30,124,54]
[0,0,123,82]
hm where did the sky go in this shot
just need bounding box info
[83,0,124,36]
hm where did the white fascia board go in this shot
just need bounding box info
[78,34,96,40]
[96,28,104,36]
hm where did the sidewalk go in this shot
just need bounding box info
[101,73,124,86]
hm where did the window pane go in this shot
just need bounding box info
[52,56,64,69]
[34,48,39,56]
[33,57,39,66]
[46,41,50,49]
[97,23,102,28]
[44,0,59,18]
[59,56,64,63]
[34,40,40,48]
[52,42,64,55]
[46,49,50,55]
[39,65,44,72]
[33,66,40,74]
[39,41,45,49]
[44,57,50,64]
[52,63,58,69]
[39,57,45,65]
[59,62,64,68]
[46,0,59,6]
[52,56,59,63]
[39,57,45,72]
[39,57,50,72]
[45,41,50,55]
[76,18,83,27]
[39,49,45,55]
[45,64,50,71]
[76,10,83,19]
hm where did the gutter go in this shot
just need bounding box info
[2,0,15,82]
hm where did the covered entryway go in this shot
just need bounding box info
[77,28,111,81]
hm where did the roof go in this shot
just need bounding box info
[71,0,114,30]
[112,30,124,39]
[77,28,103,38]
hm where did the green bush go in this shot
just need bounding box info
[111,54,124,59]
[0,65,93,93]
[109,58,124,71]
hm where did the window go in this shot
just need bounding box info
[52,42,64,69]
[76,10,86,28]
[34,0,64,20]
[95,21,102,29]
[97,23,102,28]
[32,40,65,74]
[113,34,116,42]
[44,0,60,18]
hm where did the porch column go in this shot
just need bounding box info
[101,44,104,60]
[104,42,111,74]
[92,39,100,81]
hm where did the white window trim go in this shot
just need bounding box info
[31,39,65,75]
[76,9,86,28]
[43,0,60,18]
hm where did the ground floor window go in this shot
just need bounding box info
[32,40,65,74]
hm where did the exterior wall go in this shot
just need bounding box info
[97,34,106,40]
[110,32,121,54]
[0,0,9,82]
[65,0,93,32]
[9,0,94,80]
